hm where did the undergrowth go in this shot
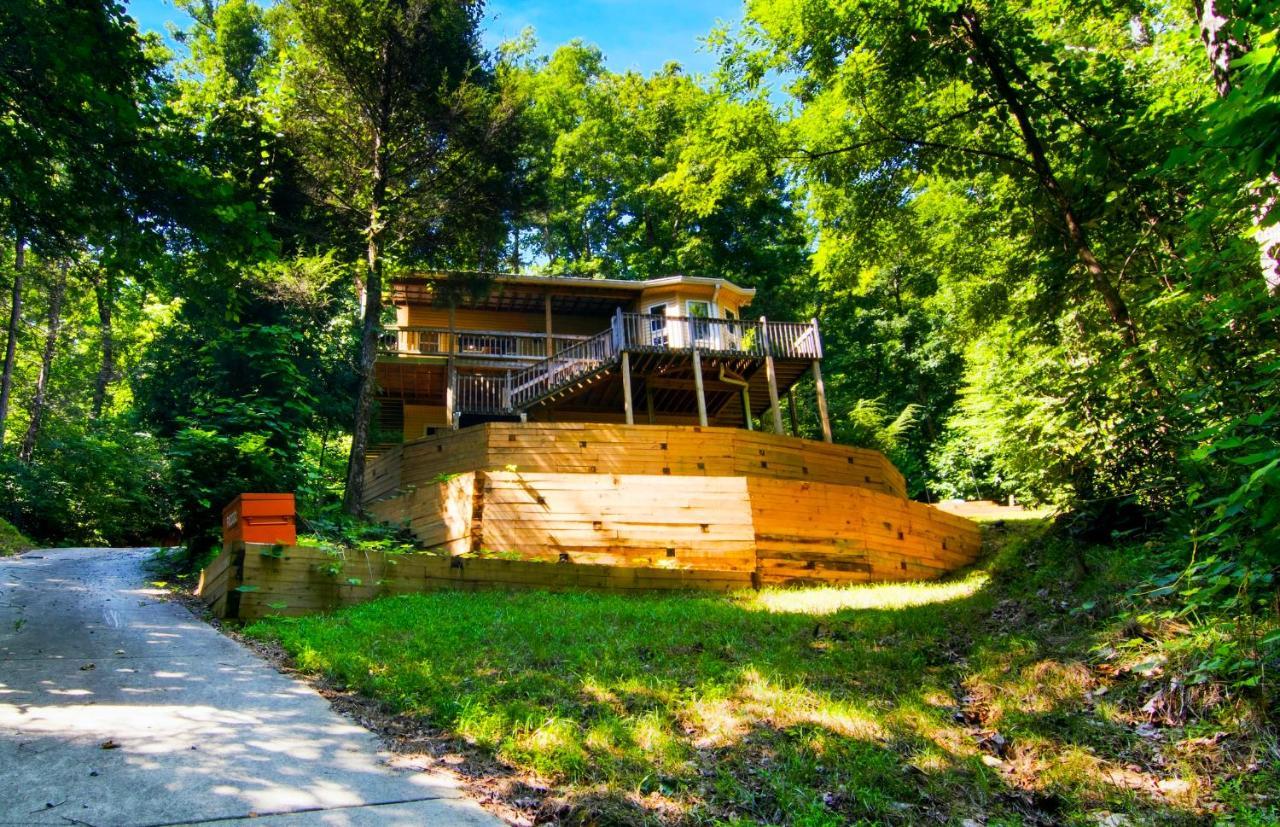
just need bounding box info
[0,516,31,556]
[247,520,1279,825]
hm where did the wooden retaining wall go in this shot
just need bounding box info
[746,478,983,585]
[364,423,907,504]
[199,543,753,620]
[365,472,475,554]
[480,472,758,570]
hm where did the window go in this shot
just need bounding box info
[647,304,668,347]
[686,300,712,344]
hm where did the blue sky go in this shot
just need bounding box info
[125,0,742,76]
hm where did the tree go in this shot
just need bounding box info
[501,39,809,303]
[276,0,518,514]
[18,260,67,461]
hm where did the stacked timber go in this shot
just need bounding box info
[479,472,757,570]
[363,422,906,503]
[746,479,982,585]
[365,472,474,554]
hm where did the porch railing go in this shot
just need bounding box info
[616,313,821,359]
[509,326,618,408]
[379,327,589,360]
[445,312,823,415]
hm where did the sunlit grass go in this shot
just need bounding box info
[245,523,1265,824]
[741,572,988,615]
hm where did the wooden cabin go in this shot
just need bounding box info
[344,272,983,594]
[375,273,832,441]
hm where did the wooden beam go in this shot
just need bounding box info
[691,349,708,427]
[544,293,554,358]
[647,377,742,394]
[788,389,799,436]
[645,382,656,424]
[812,359,832,443]
[742,386,753,431]
[762,322,784,436]
[621,351,634,425]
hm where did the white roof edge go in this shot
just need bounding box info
[401,271,756,297]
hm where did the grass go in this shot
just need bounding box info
[0,516,31,556]
[246,521,1279,825]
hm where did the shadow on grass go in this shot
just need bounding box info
[247,523,1216,825]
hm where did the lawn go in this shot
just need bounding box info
[246,522,1278,825]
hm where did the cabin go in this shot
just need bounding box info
[200,273,983,619]
[374,273,832,440]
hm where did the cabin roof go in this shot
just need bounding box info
[391,271,756,313]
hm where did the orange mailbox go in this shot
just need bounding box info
[222,493,296,548]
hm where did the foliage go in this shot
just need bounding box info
[296,509,419,557]
[0,515,31,556]
[0,418,174,545]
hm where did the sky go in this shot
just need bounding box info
[124,0,743,76]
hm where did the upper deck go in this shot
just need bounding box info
[374,272,831,440]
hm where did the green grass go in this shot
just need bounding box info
[0,517,31,556]
[246,522,1278,825]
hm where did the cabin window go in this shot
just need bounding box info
[647,303,668,346]
[686,300,713,344]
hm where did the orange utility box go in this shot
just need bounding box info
[222,493,296,548]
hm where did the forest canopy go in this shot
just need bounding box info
[0,0,1276,674]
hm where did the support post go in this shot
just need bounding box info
[646,382,656,424]
[742,386,753,431]
[691,348,708,427]
[788,389,799,436]
[447,303,457,355]
[544,293,554,358]
[811,359,832,443]
[445,356,457,430]
[612,306,625,351]
[762,316,783,434]
[621,351,634,425]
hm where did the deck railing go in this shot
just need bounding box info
[616,313,821,359]
[455,373,513,415]
[444,313,823,415]
[509,327,618,408]
[380,327,588,360]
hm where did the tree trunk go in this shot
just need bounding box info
[0,237,25,446]
[342,99,391,514]
[1191,1,1280,291]
[959,8,1160,389]
[91,269,115,419]
[1192,0,1241,97]
[19,261,67,462]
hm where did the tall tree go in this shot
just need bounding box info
[277,0,517,513]
[19,260,67,461]
[0,239,23,443]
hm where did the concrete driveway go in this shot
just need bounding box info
[0,548,502,826]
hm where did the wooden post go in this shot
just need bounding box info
[691,348,708,427]
[544,293,554,358]
[621,351,634,425]
[811,359,832,443]
[646,382,656,424]
[788,389,799,435]
[445,356,457,430]
[742,386,753,431]
[761,316,783,434]
[448,303,457,356]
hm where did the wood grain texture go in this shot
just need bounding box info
[200,542,753,620]
[362,422,907,504]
